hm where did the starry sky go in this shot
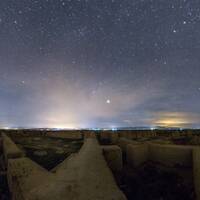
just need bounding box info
[0,0,200,129]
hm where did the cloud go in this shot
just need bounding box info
[147,111,200,128]
[29,75,164,128]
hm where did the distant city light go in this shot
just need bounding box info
[92,128,101,131]
[3,127,10,130]
[52,124,78,130]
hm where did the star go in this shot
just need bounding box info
[106,99,111,104]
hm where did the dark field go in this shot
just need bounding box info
[10,136,83,170]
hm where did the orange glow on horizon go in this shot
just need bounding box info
[155,119,188,127]
[151,111,200,128]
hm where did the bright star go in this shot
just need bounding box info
[106,99,111,104]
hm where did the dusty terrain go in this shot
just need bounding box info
[0,129,199,200]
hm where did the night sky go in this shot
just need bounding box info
[0,0,200,129]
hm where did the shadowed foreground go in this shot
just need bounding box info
[6,135,126,200]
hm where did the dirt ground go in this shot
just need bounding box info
[0,136,83,199]
[0,135,197,200]
[116,162,195,200]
